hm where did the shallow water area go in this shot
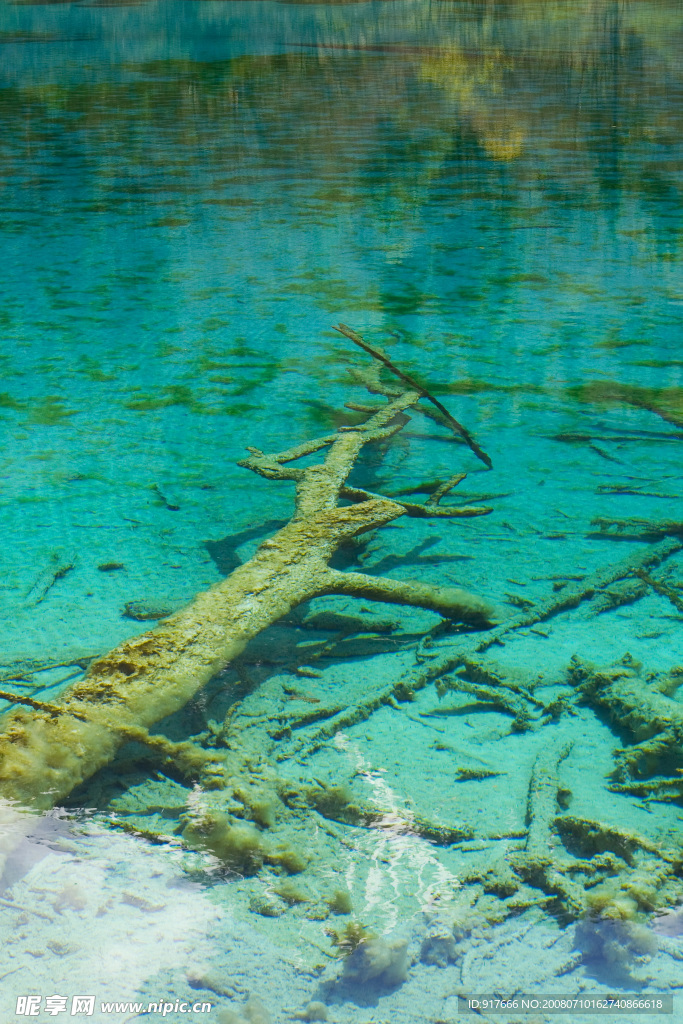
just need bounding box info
[0,1,682,1022]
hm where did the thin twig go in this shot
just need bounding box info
[333,323,493,469]
[633,569,683,613]
[427,472,467,505]
[0,897,54,921]
[339,485,491,518]
[0,689,87,720]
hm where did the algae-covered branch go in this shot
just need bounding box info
[0,329,495,814]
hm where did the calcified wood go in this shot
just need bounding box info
[0,343,494,810]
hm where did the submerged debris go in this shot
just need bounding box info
[24,551,77,607]
[0,335,495,818]
[570,654,683,781]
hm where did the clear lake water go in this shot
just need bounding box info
[0,2,682,1022]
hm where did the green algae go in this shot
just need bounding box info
[302,401,353,433]
[222,402,259,417]
[378,283,440,317]
[489,273,550,287]
[631,359,683,369]
[230,338,254,355]
[157,342,184,358]
[326,889,353,915]
[78,358,117,382]
[566,381,683,426]
[152,216,191,228]
[271,880,310,906]
[328,922,375,956]
[283,271,382,313]
[0,393,24,411]
[27,398,76,426]
[0,30,61,43]
[124,383,250,417]
[125,385,198,412]
[594,328,650,350]
[231,367,279,397]
[201,317,231,332]
[198,356,235,372]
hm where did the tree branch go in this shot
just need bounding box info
[333,323,493,469]
[0,337,496,818]
[321,569,497,627]
[339,485,492,518]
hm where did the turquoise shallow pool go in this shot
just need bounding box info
[0,2,682,1022]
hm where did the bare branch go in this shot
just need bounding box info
[427,473,467,506]
[333,323,493,469]
[269,434,338,464]
[321,569,497,627]
[0,340,496,820]
[339,485,491,519]
[237,453,304,481]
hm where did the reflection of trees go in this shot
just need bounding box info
[1,4,680,178]
[0,1,680,171]
[416,47,526,162]
[0,0,679,264]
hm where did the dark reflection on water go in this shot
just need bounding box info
[0,13,677,445]
[0,2,679,484]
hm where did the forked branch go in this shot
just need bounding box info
[0,336,496,814]
[333,322,493,469]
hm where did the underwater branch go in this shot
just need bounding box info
[0,335,495,813]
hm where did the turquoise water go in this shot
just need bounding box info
[0,2,682,1022]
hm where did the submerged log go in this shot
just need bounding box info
[0,333,495,812]
[570,655,683,780]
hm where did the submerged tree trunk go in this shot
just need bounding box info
[0,332,495,811]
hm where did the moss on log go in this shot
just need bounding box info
[0,334,495,813]
[570,655,683,780]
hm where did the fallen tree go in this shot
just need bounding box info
[0,326,496,813]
